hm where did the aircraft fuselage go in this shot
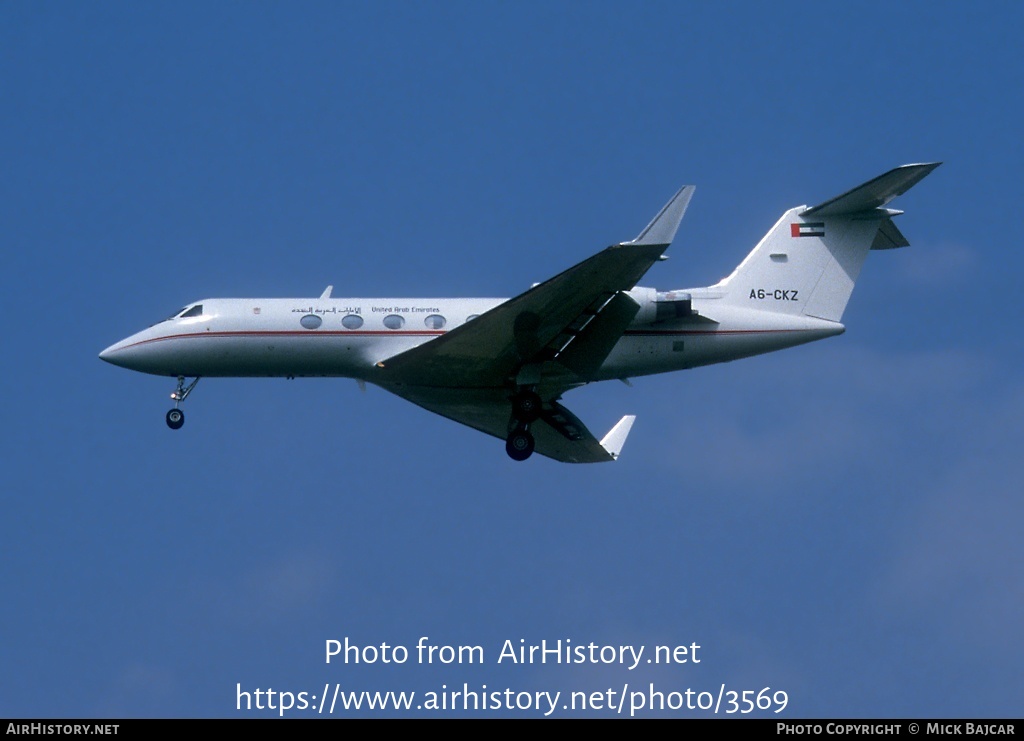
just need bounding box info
[100,288,843,383]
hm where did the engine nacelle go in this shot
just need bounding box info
[627,287,693,324]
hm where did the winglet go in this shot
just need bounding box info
[628,185,695,247]
[600,415,637,461]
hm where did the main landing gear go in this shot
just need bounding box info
[505,425,535,461]
[166,375,200,430]
[505,389,542,461]
[511,389,542,423]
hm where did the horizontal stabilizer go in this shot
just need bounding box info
[600,415,636,461]
[802,163,941,217]
[629,185,695,246]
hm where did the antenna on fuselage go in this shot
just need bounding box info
[320,285,333,299]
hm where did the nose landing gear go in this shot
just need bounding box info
[166,408,185,429]
[166,376,200,430]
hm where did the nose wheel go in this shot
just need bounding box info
[166,376,200,430]
[166,408,185,429]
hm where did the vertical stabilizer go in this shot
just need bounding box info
[712,209,882,322]
[711,164,939,323]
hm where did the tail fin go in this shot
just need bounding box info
[713,163,940,322]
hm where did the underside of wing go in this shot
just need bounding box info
[377,384,634,463]
[374,185,695,390]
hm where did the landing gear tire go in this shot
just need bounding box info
[506,428,535,461]
[165,376,199,430]
[166,409,185,430]
[512,390,542,423]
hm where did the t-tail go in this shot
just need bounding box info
[710,163,940,322]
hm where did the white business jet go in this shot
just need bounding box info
[100,163,939,463]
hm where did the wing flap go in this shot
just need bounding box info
[554,291,641,379]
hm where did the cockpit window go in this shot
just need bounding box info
[165,305,203,321]
[153,305,201,327]
[179,304,203,318]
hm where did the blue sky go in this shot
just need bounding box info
[3,1,1021,718]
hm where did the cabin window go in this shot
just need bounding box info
[179,304,203,318]
[342,314,364,330]
[383,314,405,330]
[300,314,322,330]
[424,314,446,330]
[466,314,480,322]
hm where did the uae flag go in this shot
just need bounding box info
[791,222,825,238]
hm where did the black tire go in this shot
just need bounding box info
[505,429,535,461]
[166,409,185,430]
[512,391,542,423]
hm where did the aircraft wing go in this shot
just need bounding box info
[376,384,636,463]
[376,185,695,389]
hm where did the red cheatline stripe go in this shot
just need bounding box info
[117,326,820,353]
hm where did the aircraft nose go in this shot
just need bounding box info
[99,340,131,368]
[99,331,177,374]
